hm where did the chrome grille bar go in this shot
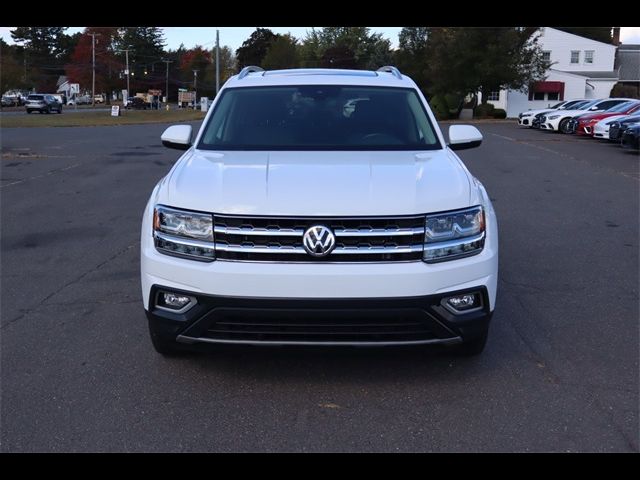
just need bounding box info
[214,225,425,237]
[214,243,423,254]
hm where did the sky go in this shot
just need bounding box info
[1,27,639,51]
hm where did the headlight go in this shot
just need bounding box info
[423,206,485,263]
[547,115,561,120]
[521,112,532,117]
[153,205,215,261]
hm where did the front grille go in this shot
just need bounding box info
[199,308,451,343]
[213,214,425,262]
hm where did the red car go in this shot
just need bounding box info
[574,100,640,136]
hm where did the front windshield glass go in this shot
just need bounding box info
[606,101,637,113]
[577,100,600,110]
[198,85,441,151]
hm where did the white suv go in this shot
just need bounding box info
[141,66,499,356]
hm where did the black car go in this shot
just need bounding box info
[25,94,63,114]
[125,96,149,110]
[621,125,640,150]
[609,115,640,142]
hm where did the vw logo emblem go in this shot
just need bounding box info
[302,225,336,257]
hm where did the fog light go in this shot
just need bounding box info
[156,291,196,313]
[444,293,481,313]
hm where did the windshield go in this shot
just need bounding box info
[559,100,583,109]
[606,101,638,113]
[198,85,441,151]
[577,100,600,110]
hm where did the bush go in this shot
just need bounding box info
[444,93,463,118]
[492,108,507,119]
[430,95,450,120]
[474,103,495,118]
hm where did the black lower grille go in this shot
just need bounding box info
[199,308,455,343]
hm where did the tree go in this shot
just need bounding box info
[65,28,122,100]
[235,28,278,68]
[10,27,72,91]
[424,27,550,104]
[262,34,300,70]
[0,39,27,92]
[116,27,166,92]
[394,27,431,92]
[300,27,392,70]
[556,27,613,44]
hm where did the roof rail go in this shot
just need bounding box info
[238,66,265,79]
[376,66,403,80]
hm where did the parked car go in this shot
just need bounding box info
[125,96,149,110]
[517,99,587,127]
[621,124,640,150]
[608,115,640,142]
[94,94,105,104]
[570,100,640,136]
[25,94,63,114]
[143,66,498,357]
[539,99,632,133]
[68,94,91,106]
[1,96,15,107]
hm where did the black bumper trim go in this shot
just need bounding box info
[146,285,492,348]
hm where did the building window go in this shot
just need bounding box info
[487,91,500,101]
[584,50,594,64]
[571,51,580,64]
[542,51,551,62]
[547,92,559,101]
[533,92,545,101]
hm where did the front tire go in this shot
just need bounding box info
[559,118,570,134]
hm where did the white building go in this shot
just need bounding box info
[482,27,619,118]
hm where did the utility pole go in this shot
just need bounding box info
[88,33,100,108]
[163,60,173,109]
[215,30,220,95]
[193,70,198,109]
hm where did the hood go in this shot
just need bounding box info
[157,149,473,216]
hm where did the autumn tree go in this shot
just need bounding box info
[65,27,122,101]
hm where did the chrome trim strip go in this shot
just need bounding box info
[214,226,304,237]
[176,334,462,347]
[214,225,425,237]
[214,243,424,255]
[334,227,425,237]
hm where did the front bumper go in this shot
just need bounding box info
[146,285,493,347]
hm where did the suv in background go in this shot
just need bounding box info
[94,94,105,104]
[25,94,63,114]
[142,66,499,357]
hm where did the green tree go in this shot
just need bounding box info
[301,27,392,70]
[236,28,277,68]
[262,34,300,70]
[425,27,550,104]
[116,27,166,88]
[394,27,431,93]
[556,27,613,44]
[0,39,27,92]
[10,27,72,90]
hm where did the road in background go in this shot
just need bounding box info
[1,122,638,452]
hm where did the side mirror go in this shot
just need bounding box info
[161,125,192,150]
[448,125,483,151]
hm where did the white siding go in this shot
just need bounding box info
[538,27,616,72]
[587,79,617,99]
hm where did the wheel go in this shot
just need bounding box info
[26,109,32,114]
[58,106,63,114]
[45,106,51,114]
[452,330,489,357]
[559,118,570,134]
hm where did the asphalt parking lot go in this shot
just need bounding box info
[1,121,638,452]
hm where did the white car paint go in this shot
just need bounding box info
[141,68,499,349]
[593,115,628,139]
